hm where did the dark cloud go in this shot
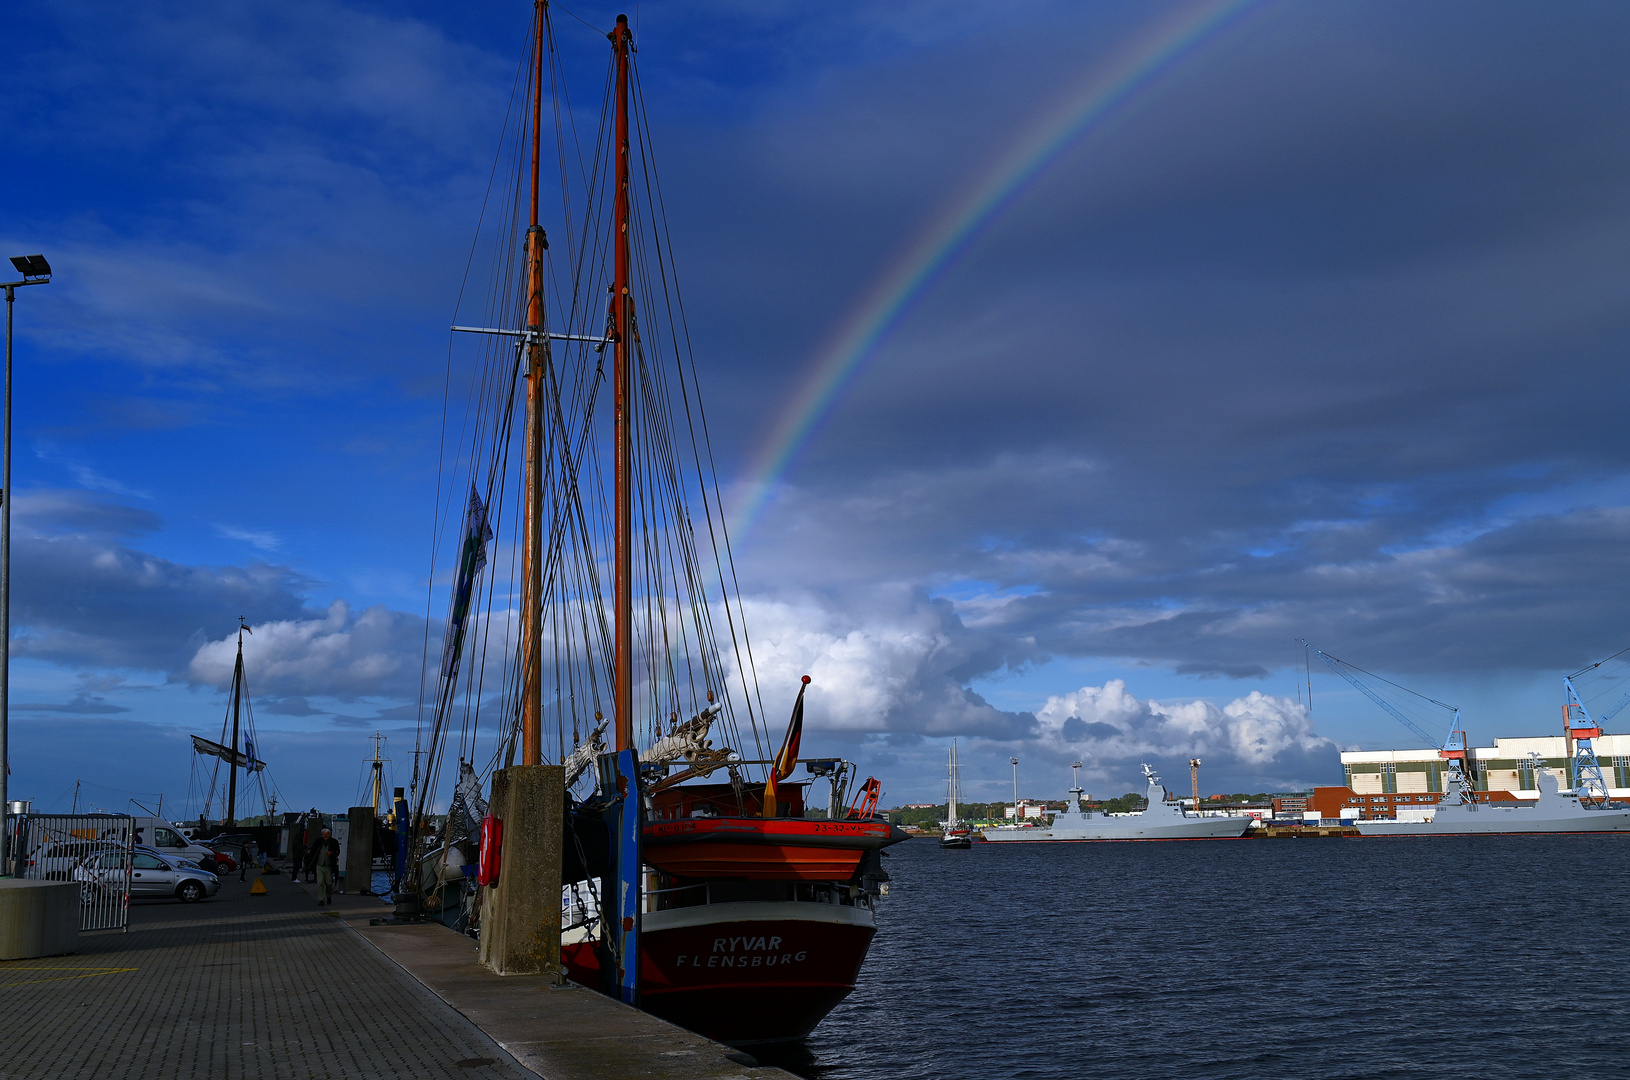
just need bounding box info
[11,2,1630,804]
[8,698,130,715]
[11,490,312,673]
[1063,717,1120,742]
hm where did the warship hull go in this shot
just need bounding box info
[1356,768,1630,835]
[982,816,1248,841]
[1356,784,1630,835]
[983,767,1249,842]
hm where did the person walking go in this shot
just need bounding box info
[315,828,341,906]
[239,839,257,882]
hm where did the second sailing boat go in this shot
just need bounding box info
[941,740,973,849]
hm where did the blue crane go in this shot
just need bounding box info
[1562,658,1616,807]
[1300,640,1476,805]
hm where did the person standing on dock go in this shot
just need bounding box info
[315,828,340,906]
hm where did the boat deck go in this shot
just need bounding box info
[0,867,786,1079]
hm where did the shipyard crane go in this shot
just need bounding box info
[1299,640,1476,805]
[1561,648,1625,807]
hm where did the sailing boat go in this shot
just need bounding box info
[415,4,906,1047]
[940,740,973,849]
[189,618,269,830]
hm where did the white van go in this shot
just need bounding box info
[132,817,220,872]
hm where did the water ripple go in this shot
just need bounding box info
[754,835,1630,1080]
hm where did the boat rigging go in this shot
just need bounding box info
[411,2,905,1044]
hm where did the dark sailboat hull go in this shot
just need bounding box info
[562,899,879,1045]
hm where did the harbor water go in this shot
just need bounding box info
[761,835,1629,1079]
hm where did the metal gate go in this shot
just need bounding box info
[15,813,134,931]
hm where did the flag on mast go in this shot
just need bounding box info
[440,485,493,682]
[762,676,809,817]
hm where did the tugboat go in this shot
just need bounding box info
[940,740,973,849]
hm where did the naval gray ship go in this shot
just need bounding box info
[1355,760,1630,835]
[982,764,1249,842]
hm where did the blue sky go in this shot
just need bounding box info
[8,0,1630,815]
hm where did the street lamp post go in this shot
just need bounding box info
[2,254,51,875]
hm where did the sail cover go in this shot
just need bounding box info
[191,735,265,772]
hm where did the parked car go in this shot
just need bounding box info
[210,849,238,874]
[26,839,126,881]
[134,843,198,869]
[132,817,221,872]
[78,849,219,903]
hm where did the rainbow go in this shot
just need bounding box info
[730,0,1264,535]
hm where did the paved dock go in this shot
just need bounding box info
[0,869,788,1080]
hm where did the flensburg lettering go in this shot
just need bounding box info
[672,949,809,970]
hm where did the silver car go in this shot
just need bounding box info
[78,849,219,903]
[27,839,127,880]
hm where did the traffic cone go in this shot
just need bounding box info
[250,874,267,895]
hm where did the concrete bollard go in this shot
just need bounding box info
[0,880,79,959]
[478,764,564,976]
[346,806,375,893]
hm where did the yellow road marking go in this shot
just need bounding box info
[0,965,138,987]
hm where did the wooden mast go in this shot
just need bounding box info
[610,13,634,754]
[226,619,249,828]
[226,628,243,829]
[520,0,548,767]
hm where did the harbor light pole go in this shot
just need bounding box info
[1010,757,1019,820]
[1,255,51,876]
[1190,758,1203,814]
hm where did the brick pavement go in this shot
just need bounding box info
[0,869,537,1080]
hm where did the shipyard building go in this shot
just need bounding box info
[1341,735,1630,796]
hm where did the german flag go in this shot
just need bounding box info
[762,676,809,817]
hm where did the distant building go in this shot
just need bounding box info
[1003,801,1048,820]
[1271,795,1309,816]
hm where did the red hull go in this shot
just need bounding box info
[562,904,878,1045]
[643,817,901,881]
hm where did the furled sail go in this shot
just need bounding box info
[440,485,493,682]
[191,735,264,772]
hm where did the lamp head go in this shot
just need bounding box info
[8,254,50,280]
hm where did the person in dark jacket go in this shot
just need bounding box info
[315,828,341,905]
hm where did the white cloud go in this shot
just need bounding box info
[729,591,1032,739]
[1030,679,1333,777]
[187,599,423,699]
[215,524,283,552]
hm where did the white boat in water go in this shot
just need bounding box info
[1355,765,1630,836]
[940,740,972,849]
[982,764,1248,842]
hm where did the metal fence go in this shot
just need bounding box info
[13,813,134,931]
